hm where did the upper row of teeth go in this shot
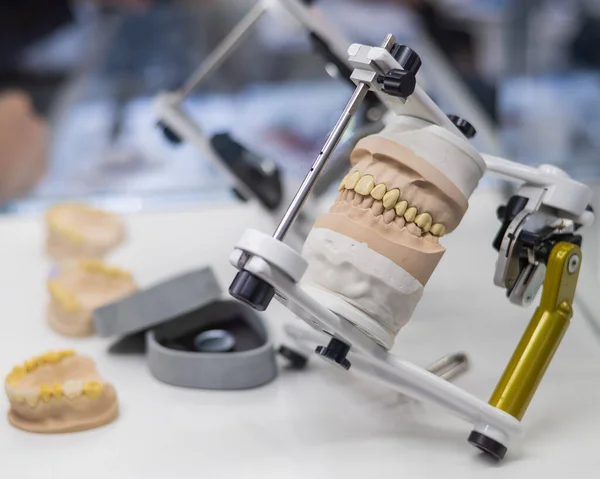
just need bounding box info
[77,259,131,279]
[6,350,76,383]
[5,350,106,407]
[338,172,446,237]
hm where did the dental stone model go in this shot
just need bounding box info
[45,203,125,262]
[47,259,136,337]
[5,350,119,433]
[302,120,485,348]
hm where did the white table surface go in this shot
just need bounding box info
[1,190,600,478]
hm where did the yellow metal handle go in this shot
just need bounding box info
[489,242,582,420]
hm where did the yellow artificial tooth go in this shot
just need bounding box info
[6,365,27,384]
[44,352,61,364]
[47,280,80,312]
[60,349,76,359]
[78,258,103,270]
[48,223,84,244]
[430,223,446,237]
[83,381,104,399]
[355,175,375,195]
[24,359,38,373]
[63,380,84,399]
[52,383,64,400]
[338,175,349,192]
[404,207,418,223]
[39,384,53,403]
[415,213,433,232]
[78,260,131,280]
[382,189,400,209]
[46,207,85,243]
[345,171,361,190]
[370,184,387,200]
[394,200,408,217]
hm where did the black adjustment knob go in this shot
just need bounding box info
[468,430,508,461]
[390,44,422,75]
[447,115,477,139]
[496,205,506,221]
[315,338,351,370]
[158,121,183,145]
[377,69,417,99]
[229,270,275,312]
[278,345,309,370]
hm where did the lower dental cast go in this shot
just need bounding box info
[302,119,486,348]
[5,350,119,433]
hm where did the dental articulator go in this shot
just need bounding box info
[227,34,594,460]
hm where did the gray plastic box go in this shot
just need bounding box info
[93,267,277,389]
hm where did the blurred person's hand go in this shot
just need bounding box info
[0,92,48,204]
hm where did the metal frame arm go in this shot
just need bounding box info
[483,154,594,223]
[489,242,581,421]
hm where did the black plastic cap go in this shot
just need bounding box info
[158,121,183,145]
[392,44,422,75]
[377,69,417,99]
[467,430,507,461]
[279,345,309,370]
[448,115,477,139]
[228,271,275,312]
[315,338,351,370]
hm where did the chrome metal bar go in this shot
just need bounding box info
[272,82,370,241]
[426,353,469,381]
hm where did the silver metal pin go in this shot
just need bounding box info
[426,353,469,381]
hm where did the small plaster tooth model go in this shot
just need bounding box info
[47,259,137,337]
[45,203,125,262]
[302,120,485,348]
[5,350,118,433]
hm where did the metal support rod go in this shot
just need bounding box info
[180,1,267,98]
[426,352,469,381]
[272,82,370,241]
[380,33,396,51]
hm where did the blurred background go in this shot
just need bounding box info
[1,0,599,213]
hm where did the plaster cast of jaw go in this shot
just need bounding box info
[47,259,137,337]
[5,350,118,433]
[302,123,481,346]
[45,203,125,262]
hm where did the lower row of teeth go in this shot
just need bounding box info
[47,259,133,312]
[5,351,105,407]
[338,172,446,237]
